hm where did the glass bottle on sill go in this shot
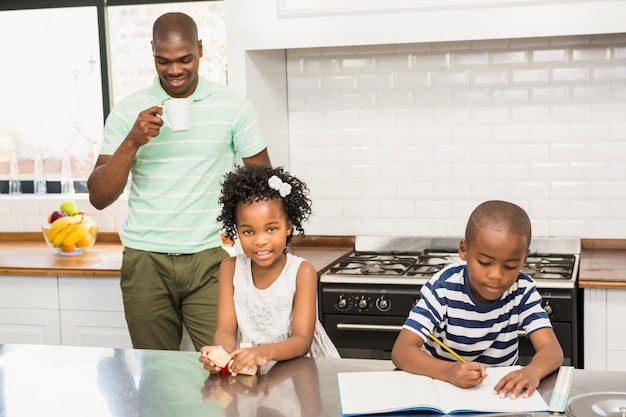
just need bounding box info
[61,147,75,195]
[33,146,47,194]
[9,146,21,195]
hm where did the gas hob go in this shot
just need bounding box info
[320,236,580,289]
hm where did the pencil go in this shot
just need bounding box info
[428,333,467,363]
[428,333,488,380]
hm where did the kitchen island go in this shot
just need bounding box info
[1,343,625,417]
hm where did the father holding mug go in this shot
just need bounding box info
[88,12,271,351]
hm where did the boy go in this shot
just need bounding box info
[392,200,563,400]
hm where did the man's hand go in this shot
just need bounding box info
[128,105,165,147]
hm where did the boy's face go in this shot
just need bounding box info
[458,227,530,304]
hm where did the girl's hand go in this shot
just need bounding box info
[493,367,540,399]
[445,361,488,389]
[229,345,270,376]
[199,345,229,374]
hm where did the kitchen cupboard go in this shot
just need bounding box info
[584,288,626,371]
[228,0,626,50]
[58,276,132,349]
[0,275,194,351]
[0,275,61,345]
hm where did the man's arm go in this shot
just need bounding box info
[88,105,164,209]
[241,148,271,167]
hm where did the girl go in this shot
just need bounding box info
[199,165,339,376]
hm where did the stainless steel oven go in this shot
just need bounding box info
[319,237,582,367]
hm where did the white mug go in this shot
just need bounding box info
[161,98,191,132]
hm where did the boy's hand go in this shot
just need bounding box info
[493,367,540,399]
[446,362,488,388]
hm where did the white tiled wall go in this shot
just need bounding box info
[3,34,626,239]
[286,34,626,238]
[0,194,127,233]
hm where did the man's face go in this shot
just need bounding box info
[458,227,529,304]
[152,37,202,98]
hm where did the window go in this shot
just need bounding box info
[0,1,226,193]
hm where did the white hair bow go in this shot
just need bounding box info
[268,175,292,197]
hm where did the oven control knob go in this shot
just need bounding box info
[358,296,368,309]
[376,296,391,312]
[543,301,553,315]
[337,295,347,309]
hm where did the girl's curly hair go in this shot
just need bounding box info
[218,165,312,247]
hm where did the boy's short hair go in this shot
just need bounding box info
[465,200,531,247]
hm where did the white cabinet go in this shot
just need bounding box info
[58,276,132,349]
[0,308,61,345]
[229,0,626,50]
[584,288,626,371]
[1,275,195,351]
[606,289,626,370]
[0,275,61,345]
[58,276,195,351]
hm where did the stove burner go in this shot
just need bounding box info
[326,250,576,281]
[406,264,444,277]
[330,258,416,276]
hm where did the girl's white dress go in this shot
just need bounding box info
[232,252,340,358]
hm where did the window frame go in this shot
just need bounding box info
[0,0,220,121]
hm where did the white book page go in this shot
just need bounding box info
[434,366,549,413]
[338,371,443,415]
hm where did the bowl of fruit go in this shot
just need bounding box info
[42,201,98,256]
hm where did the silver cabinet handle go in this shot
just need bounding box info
[336,323,403,332]
[518,330,527,337]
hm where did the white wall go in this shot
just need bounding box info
[2,34,626,240]
[285,34,626,238]
[0,194,127,233]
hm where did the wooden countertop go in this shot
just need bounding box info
[579,239,626,289]
[3,233,624,289]
[0,233,354,277]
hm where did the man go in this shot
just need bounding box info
[88,12,271,350]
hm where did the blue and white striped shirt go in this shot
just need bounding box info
[402,262,551,366]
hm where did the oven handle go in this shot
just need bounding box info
[336,323,404,332]
[337,323,527,338]
[336,325,529,335]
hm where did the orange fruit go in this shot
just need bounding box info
[60,244,76,253]
[76,233,93,248]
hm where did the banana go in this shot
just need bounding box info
[52,224,77,247]
[50,215,80,228]
[47,216,81,242]
[62,224,88,247]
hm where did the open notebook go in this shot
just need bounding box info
[338,366,549,416]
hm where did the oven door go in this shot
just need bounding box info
[323,314,404,359]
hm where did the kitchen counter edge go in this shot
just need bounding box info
[0,233,354,278]
[579,238,626,289]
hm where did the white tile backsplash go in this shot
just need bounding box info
[0,194,128,233]
[4,35,625,240]
[287,34,626,238]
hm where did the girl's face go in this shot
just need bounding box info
[458,227,529,304]
[235,198,292,268]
